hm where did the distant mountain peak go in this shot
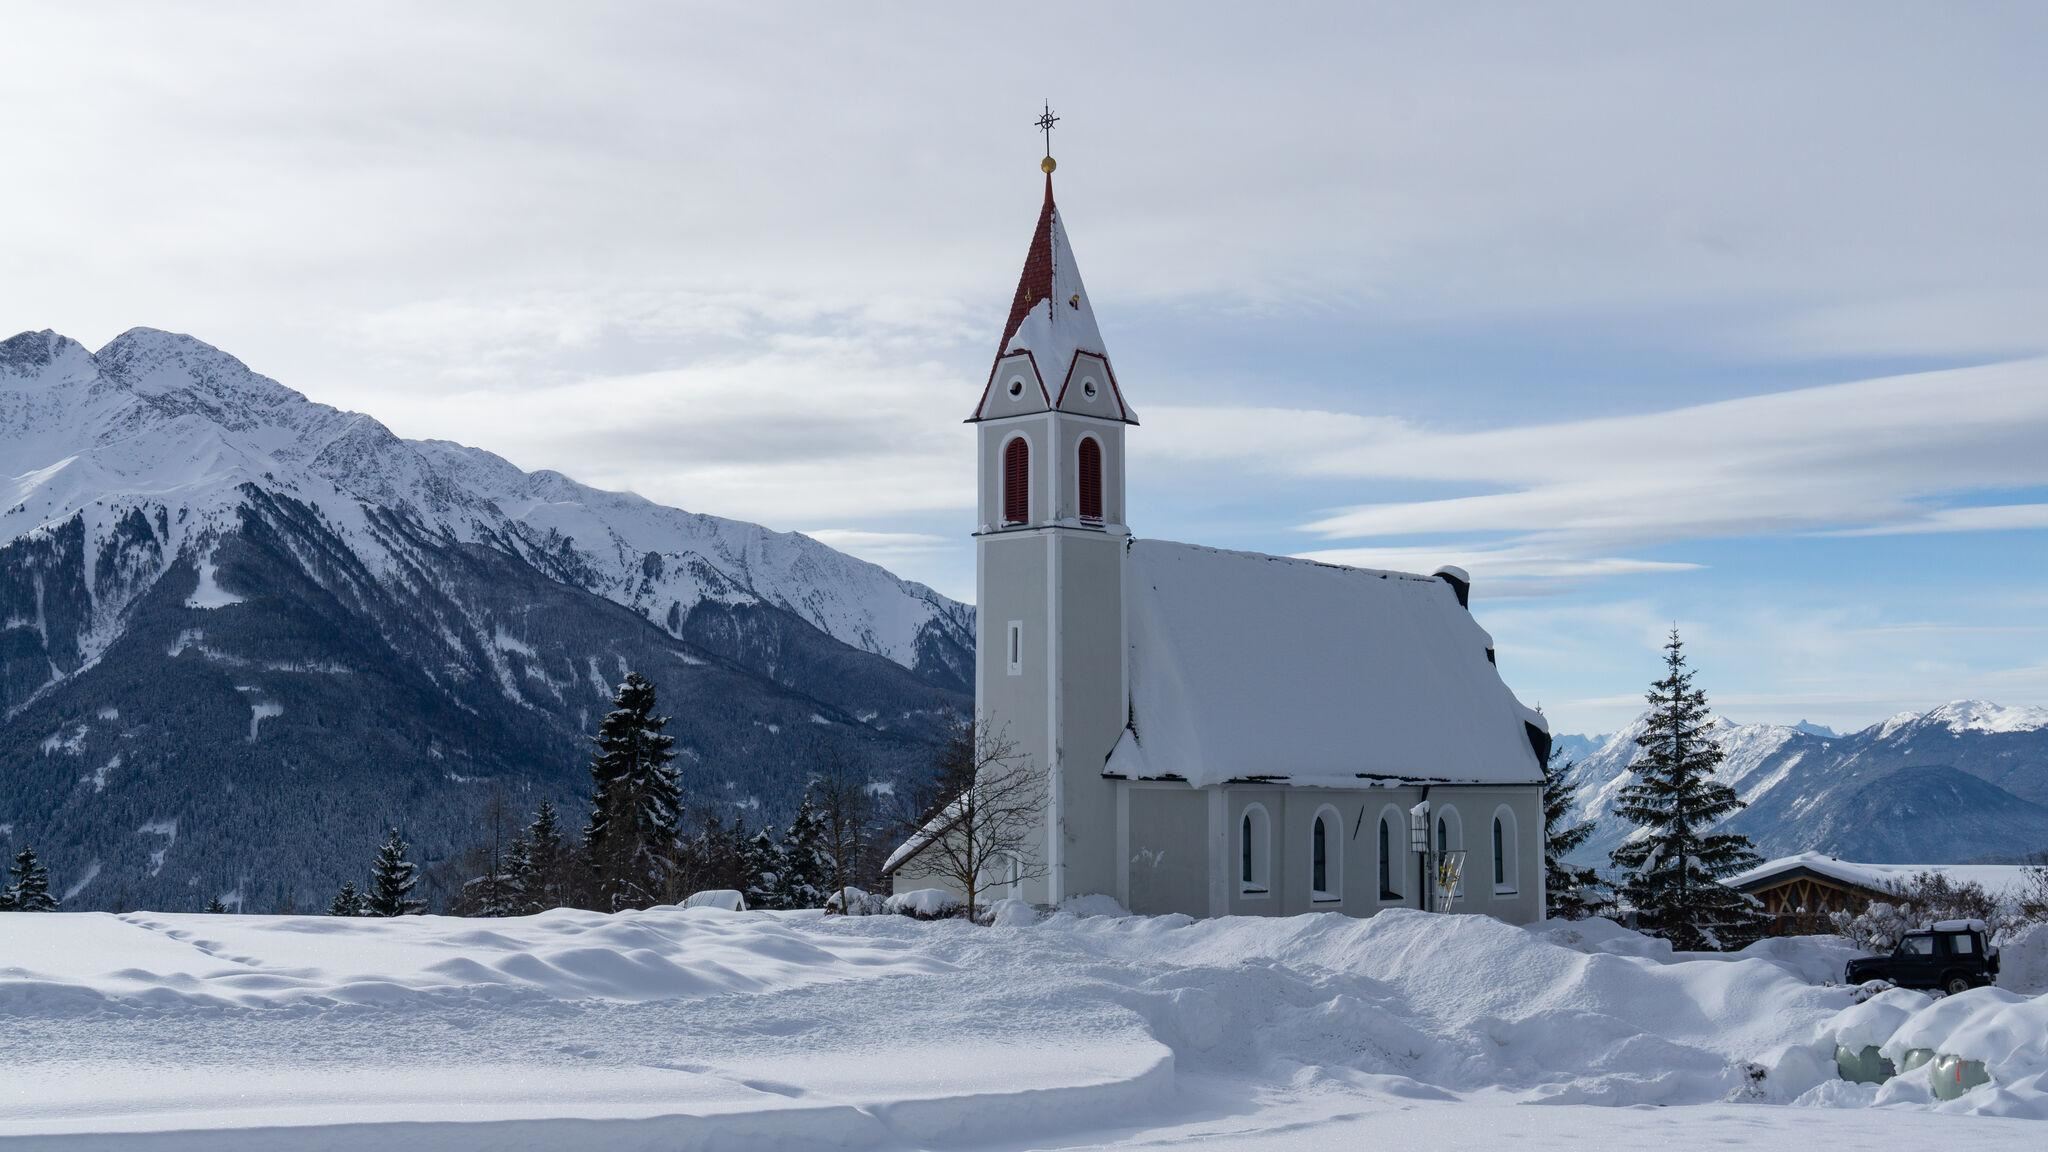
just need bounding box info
[1560,698,2048,868]
[1,326,974,688]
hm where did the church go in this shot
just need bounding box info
[886,149,1550,925]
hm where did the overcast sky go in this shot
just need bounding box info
[6,2,2047,734]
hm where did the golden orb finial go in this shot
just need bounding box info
[1041,155,1057,174]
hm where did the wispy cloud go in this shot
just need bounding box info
[1131,358,2048,587]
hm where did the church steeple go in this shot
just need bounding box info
[969,158,1135,425]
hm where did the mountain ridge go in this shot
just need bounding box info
[1555,699,2048,866]
[0,326,975,911]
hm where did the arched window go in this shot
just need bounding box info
[1378,816,1394,900]
[1310,805,1342,902]
[1492,806,1519,895]
[1435,806,1464,900]
[1378,805,1406,901]
[1238,803,1271,895]
[1077,436,1103,522]
[1002,437,1030,525]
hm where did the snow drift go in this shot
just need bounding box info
[3,906,2045,1147]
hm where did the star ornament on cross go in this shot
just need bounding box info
[1037,102,1059,173]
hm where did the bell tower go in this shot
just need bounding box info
[968,115,1137,905]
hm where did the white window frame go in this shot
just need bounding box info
[1310,804,1343,903]
[1491,805,1519,896]
[1377,804,1407,903]
[1238,802,1272,898]
[1006,620,1024,676]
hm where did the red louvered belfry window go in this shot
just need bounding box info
[1078,437,1103,522]
[1003,437,1030,525]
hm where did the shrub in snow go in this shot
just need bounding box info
[884,888,962,920]
[979,898,1038,927]
[1831,872,2021,953]
[681,889,747,911]
[1056,893,1130,919]
[824,886,885,916]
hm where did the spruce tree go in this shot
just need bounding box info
[1609,631,1763,949]
[777,785,829,909]
[7,847,58,912]
[503,832,535,915]
[524,801,571,911]
[743,827,787,911]
[329,881,368,916]
[583,672,682,911]
[1541,748,1606,920]
[204,896,230,914]
[366,829,425,916]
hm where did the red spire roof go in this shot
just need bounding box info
[998,174,1058,356]
[969,170,1134,424]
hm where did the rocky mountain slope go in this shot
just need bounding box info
[1558,701,2048,866]
[0,328,974,911]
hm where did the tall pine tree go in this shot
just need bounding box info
[777,785,829,909]
[584,672,682,912]
[1610,630,1762,949]
[6,847,57,912]
[1541,749,1606,920]
[366,829,425,916]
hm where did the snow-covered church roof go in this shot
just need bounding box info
[1105,540,1547,789]
[969,175,1135,423]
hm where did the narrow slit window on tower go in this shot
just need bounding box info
[1003,437,1030,525]
[1078,436,1102,522]
[1006,620,1023,676]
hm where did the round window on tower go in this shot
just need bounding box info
[1008,378,1025,398]
[1082,378,1098,400]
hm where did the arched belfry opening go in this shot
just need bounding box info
[1003,437,1030,525]
[1078,437,1102,522]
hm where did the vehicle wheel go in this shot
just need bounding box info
[1944,974,1974,996]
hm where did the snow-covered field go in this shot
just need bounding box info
[2,906,2044,1150]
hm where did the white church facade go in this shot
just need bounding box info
[887,165,1550,925]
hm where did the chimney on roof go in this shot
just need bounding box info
[1432,565,1471,609]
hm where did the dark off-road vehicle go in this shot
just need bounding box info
[1845,920,2000,994]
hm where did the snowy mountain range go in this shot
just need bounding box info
[0,328,974,910]
[1557,700,2048,866]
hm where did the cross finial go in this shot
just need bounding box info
[1036,101,1059,174]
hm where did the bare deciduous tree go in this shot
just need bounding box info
[813,752,876,914]
[900,721,1046,923]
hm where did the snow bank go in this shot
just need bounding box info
[1998,921,2048,994]
[679,889,746,911]
[4,907,2045,1146]
[884,888,960,919]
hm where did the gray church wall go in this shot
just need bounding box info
[975,530,1053,902]
[1126,783,1210,917]
[1206,782,1544,924]
[1056,530,1127,901]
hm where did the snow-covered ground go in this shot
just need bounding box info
[1,906,2044,1150]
